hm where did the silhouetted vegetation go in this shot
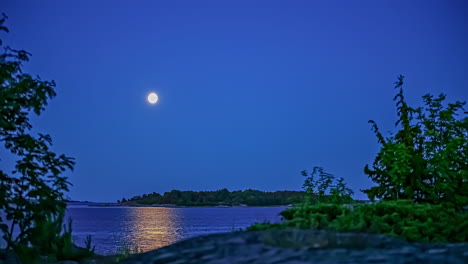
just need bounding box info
[249,76,467,242]
[363,75,467,209]
[118,189,306,206]
[0,15,94,263]
[251,201,467,242]
[301,167,354,204]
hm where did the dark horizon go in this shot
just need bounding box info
[2,0,467,202]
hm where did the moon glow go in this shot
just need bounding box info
[147,92,159,104]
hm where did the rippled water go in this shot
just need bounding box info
[66,206,286,255]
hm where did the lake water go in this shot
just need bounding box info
[66,205,287,255]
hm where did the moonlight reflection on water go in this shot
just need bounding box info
[66,206,286,255]
[129,207,181,251]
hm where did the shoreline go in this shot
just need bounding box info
[70,202,292,208]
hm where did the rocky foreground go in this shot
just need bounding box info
[123,229,467,264]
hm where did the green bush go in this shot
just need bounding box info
[332,200,467,242]
[364,76,468,209]
[16,218,94,263]
[301,167,354,205]
[276,200,467,242]
[248,77,467,243]
[282,203,351,229]
[248,204,352,231]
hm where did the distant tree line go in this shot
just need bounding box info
[118,189,307,206]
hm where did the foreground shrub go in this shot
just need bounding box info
[332,200,467,242]
[281,203,351,229]
[251,201,467,242]
[364,76,467,209]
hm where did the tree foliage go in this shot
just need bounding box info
[301,167,354,204]
[0,15,79,261]
[363,75,468,209]
[250,77,467,243]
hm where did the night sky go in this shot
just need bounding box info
[2,0,467,202]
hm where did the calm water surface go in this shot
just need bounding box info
[66,206,286,255]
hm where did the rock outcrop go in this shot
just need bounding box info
[122,229,468,264]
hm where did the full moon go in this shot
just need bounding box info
[147,92,159,104]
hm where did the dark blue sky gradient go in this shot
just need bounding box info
[2,0,467,202]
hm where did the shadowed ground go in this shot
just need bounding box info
[122,229,468,264]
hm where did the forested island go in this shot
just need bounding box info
[117,189,305,206]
